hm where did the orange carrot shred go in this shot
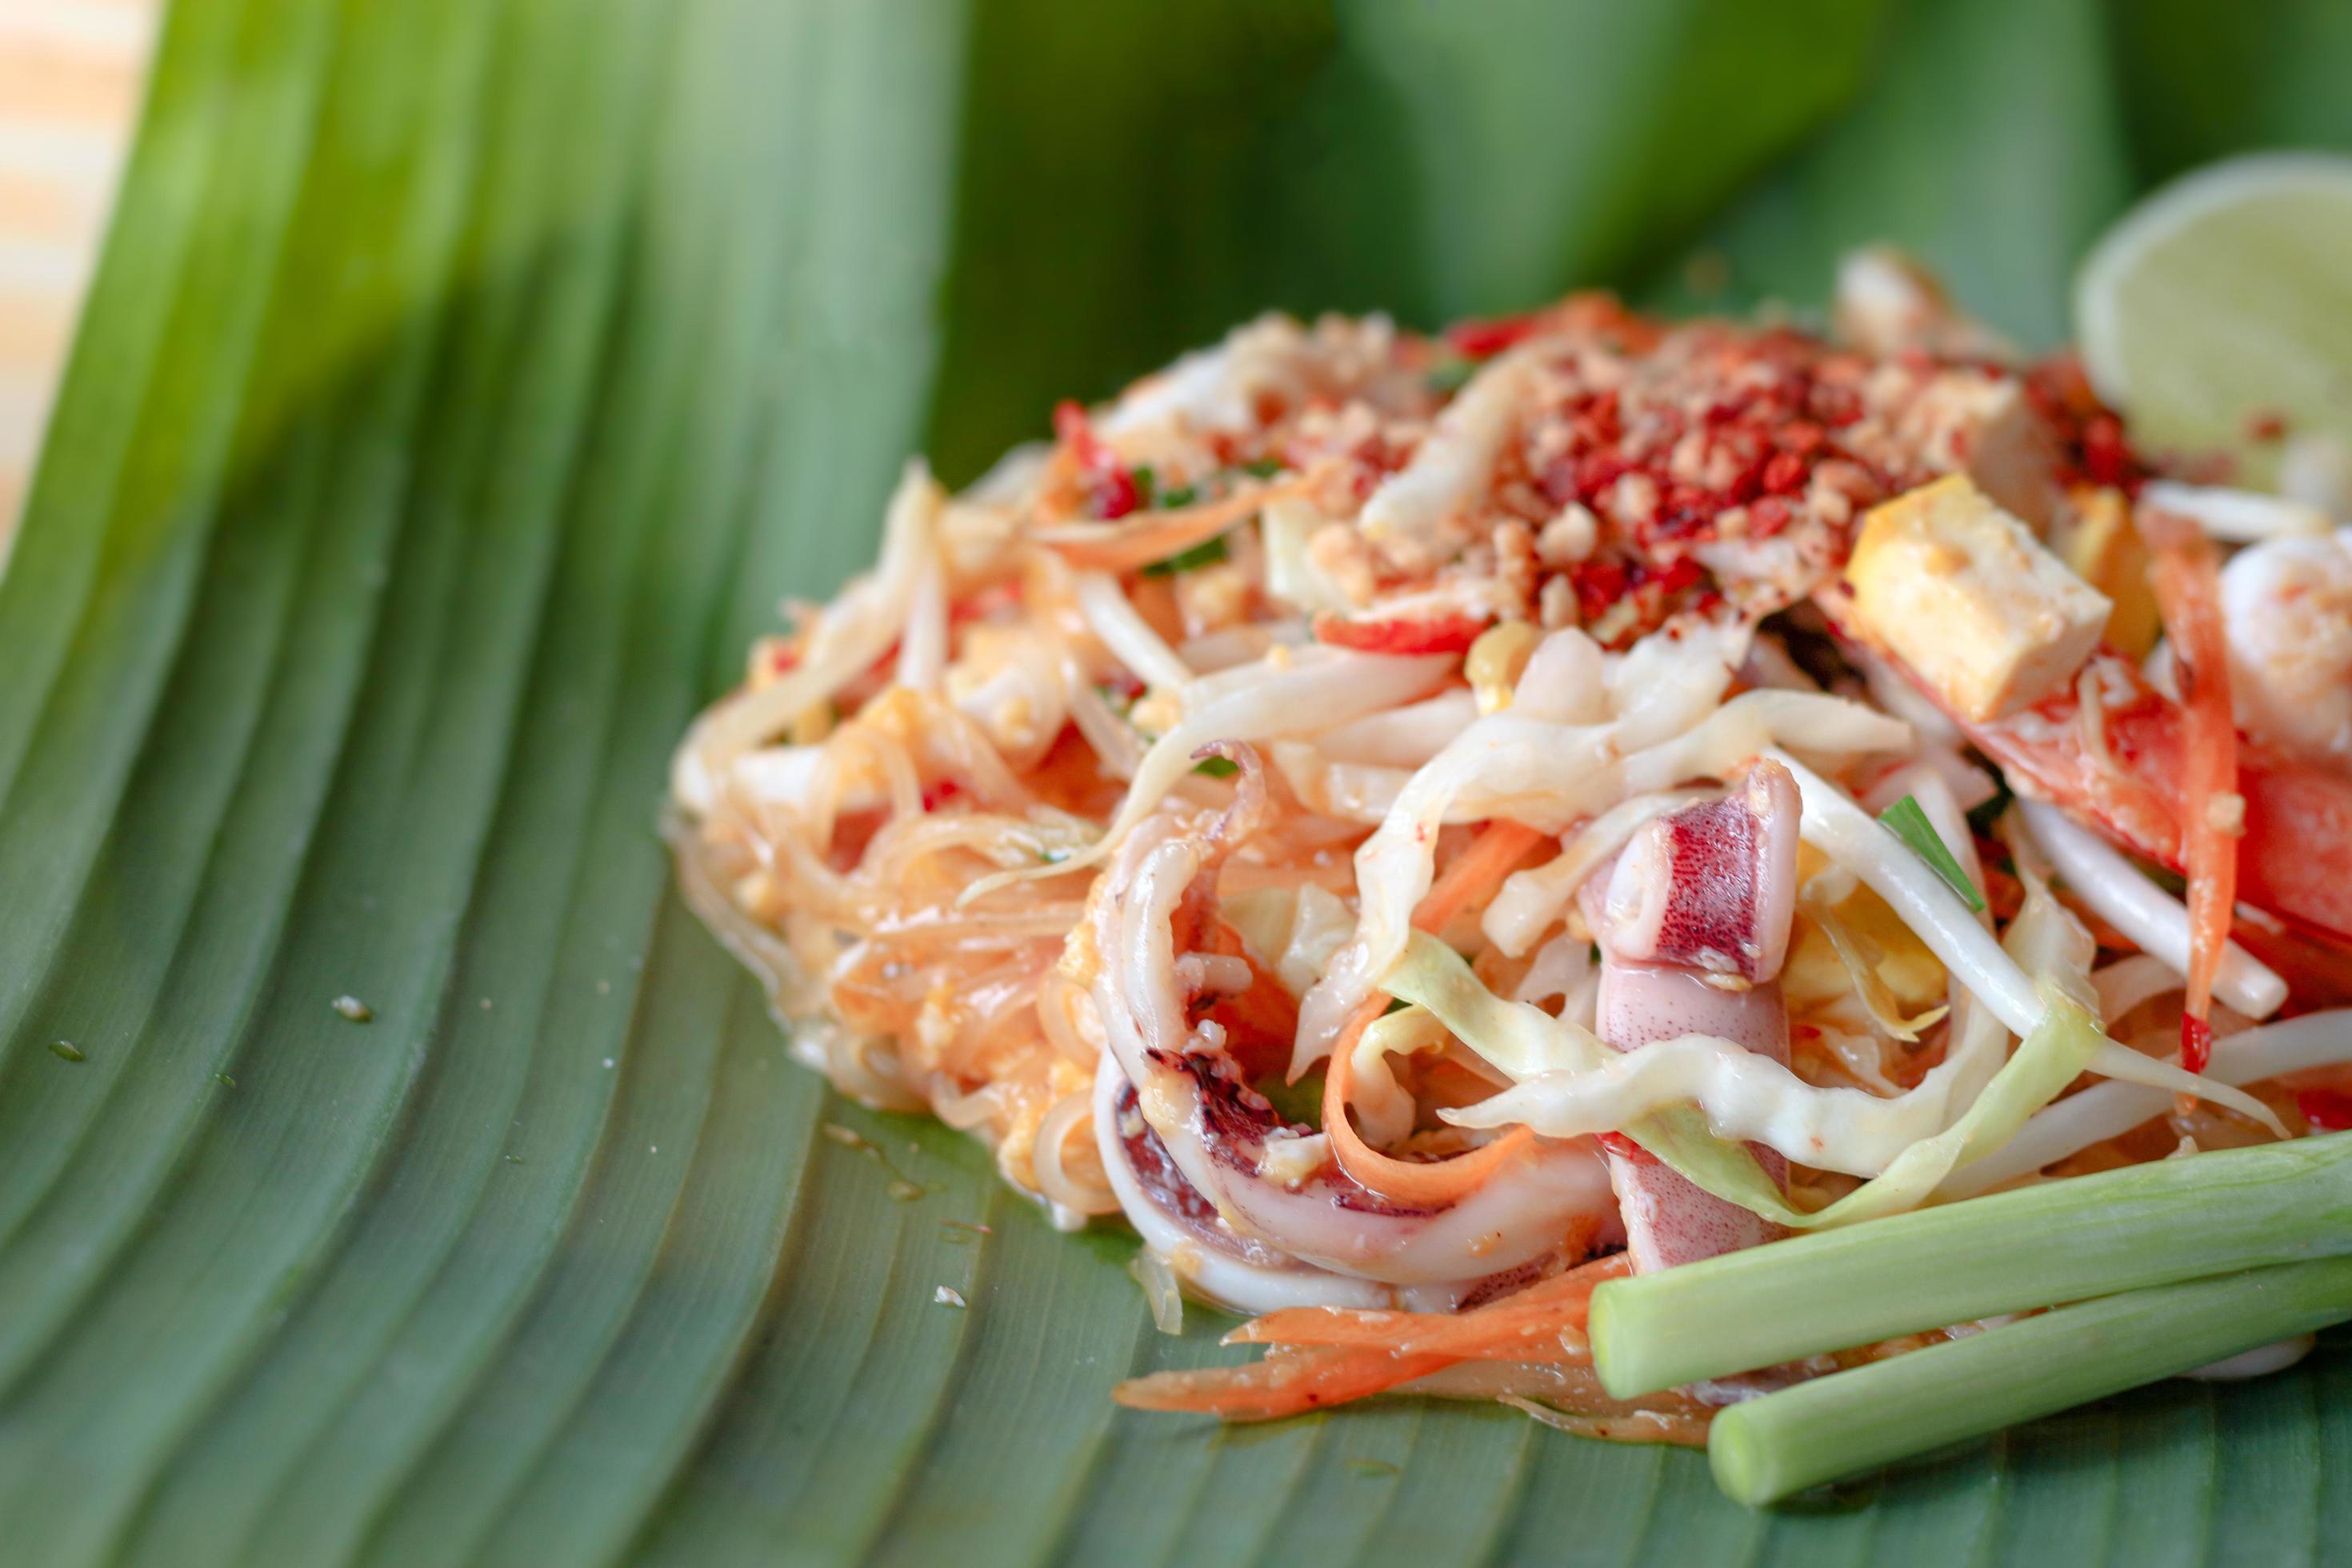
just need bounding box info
[1324,1006,1540,1205]
[1113,1346,1457,1421]
[1321,818,1554,1206]
[1413,819,1548,933]
[1227,1254,1630,1363]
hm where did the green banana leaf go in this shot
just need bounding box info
[3,0,2350,1562]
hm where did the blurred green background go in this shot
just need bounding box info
[3,0,2351,1563]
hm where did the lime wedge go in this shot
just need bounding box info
[2075,153,2352,488]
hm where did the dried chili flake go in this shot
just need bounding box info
[1444,313,1541,358]
[1572,557,1630,622]
[1650,556,1705,597]
[1054,398,1141,519]
[1761,450,1809,495]
[2079,414,2135,490]
[1574,451,1633,503]
[1779,420,1826,457]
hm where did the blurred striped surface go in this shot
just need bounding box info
[0,0,157,541]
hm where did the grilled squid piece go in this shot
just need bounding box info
[1585,762,1802,1273]
[1090,1050,1392,1313]
[1080,745,1614,1299]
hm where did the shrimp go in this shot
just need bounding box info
[1814,564,2352,952]
[1958,653,2352,947]
[2218,529,2352,769]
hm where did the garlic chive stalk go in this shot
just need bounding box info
[1707,1256,2352,1505]
[1590,1133,2352,1398]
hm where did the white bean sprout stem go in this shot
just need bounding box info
[1075,569,1195,695]
[1940,1008,2352,1198]
[2020,800,2287,1020]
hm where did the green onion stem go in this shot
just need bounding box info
[1590,1133,2352,1398]
[1708,1257,2352,1506]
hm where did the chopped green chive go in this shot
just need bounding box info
[1141,534,1231,578]
[1158,482,1198,508]
[1192,754,1241,778]
[1130,462,1158,508]
[49,1040,84,1063]
[1235,457,1284,479]
[1879,794,1985,912]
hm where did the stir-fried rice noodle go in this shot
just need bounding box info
[669,282,2352,1436]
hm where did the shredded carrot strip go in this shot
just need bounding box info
[1413,819,1548,932]
[1320,819,1552,1205]
[1113,1346,1456,1420]
[2145,511,2240,1082]
[1117,1257,1639,1418]
[1228,1254,1629,1362]
[1324,1010,1539,1205]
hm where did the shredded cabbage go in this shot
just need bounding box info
[1387,924,2110,1228]
[1222,882,1355,1000]
[1394,933,2006,1180]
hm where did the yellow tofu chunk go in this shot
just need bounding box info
[1845,474,2113,722]
[2054,486,2162,660]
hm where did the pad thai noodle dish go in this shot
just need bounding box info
[669,250,2352,1501]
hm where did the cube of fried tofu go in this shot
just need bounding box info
[1895,372,2059,531]
[2054,486,2162,659]
[1845,474,2113,722]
